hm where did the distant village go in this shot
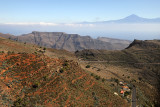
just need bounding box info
[114,81,132,102]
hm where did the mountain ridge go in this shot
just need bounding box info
[0,32,131,51]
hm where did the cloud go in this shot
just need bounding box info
[93,23,160,33]
[64,23,94,27]
[2,22,160,32]
[5,22,59,26]
[4,22,95,27]
[1,22,160,40]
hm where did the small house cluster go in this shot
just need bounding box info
[119,81,131,96]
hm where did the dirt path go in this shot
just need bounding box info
[72,74,87,84]
[85,82,95,91]
[80,61,160,65]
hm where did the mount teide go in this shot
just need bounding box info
[81,14,160,24]
[0,31,131,51]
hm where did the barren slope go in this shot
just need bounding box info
[76,40,160,106]
[0,37,128,106]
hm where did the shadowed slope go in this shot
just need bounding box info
[76,40,160,106]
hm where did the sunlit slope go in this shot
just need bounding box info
[0,37,128,106]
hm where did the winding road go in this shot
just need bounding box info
[132,86,136,107]
[79,60,160,65]
[79,60,159,107]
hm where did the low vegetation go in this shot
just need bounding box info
[76,40,160,106]
[86,65,90,68]
[0,37,129,106]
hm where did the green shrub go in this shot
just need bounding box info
[13,98,26,107]
[102,78,105,82]
[0,51,4,53]
[92,92,95,96]
[97,68,101,71]
[7,51,12,55]
[124,91,131,97]
[91,73,94,76]
[43,76,48,81]
[131,79,136,82]
[60,68,64,73]
[114,78,119,85]
[86,65,90,68]
[95,75,100,80]
[43,47,46,50]
[32,82,39,88]
[63,61,68,66]
[138,77,142,81]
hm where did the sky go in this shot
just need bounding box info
[0,0,160,40]
[0,0,160,23]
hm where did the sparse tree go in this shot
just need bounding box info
[43,47,46,50]
[86,65,90,68]
[115,79,119,86]
[102,78,105,82]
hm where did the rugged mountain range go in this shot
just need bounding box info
[81,14,160,24]
[0,32,131,51]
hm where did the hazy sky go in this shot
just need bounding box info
[0,0,160,40]
[0,0,160,23]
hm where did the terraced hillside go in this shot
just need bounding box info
[0,37,128,106]
[0,53,129,106]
